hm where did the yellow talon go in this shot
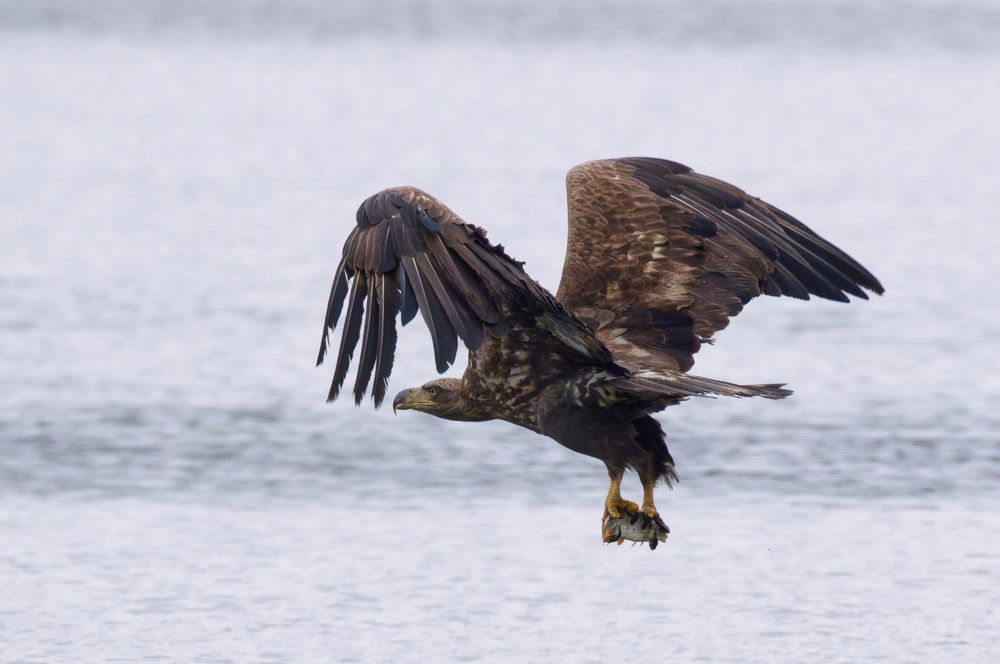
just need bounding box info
[604,496,639,519]
[604,468,639,519]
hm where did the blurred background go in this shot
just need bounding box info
[2,1,999,662]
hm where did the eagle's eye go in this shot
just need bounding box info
[426,385,440,397]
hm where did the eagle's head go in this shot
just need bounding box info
[392,378,481,421]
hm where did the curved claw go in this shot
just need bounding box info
[604,496,639,520]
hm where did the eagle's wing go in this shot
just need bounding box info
[556,158,884,373]
[318,187,612,406]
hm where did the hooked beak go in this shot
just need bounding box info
[392,388,414,414]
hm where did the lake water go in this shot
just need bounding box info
[2,2,999,662]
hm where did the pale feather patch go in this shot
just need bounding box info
[506,363,530,387]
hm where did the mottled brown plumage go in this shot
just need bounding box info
[560,158,883,373]
[317,157,884,546]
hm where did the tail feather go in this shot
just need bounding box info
[742,382,793,399]
[615,372,793,401]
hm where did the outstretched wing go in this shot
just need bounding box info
[318,187,610,406]
[557,158,884,373]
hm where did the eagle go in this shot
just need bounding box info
[317,157,883,547]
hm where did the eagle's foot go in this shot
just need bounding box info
[639,505,669,534]
[602,496,639,520]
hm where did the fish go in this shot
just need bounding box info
[601,512,669,550]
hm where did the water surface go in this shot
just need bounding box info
[1,2,999,662]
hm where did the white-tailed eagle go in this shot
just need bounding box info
[317,157,883,548]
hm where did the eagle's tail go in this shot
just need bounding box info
[613,372,793,401]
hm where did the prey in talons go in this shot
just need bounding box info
[601,507,669,550]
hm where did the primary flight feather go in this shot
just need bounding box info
[317,157,883,547]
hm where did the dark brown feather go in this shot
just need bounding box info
[415,253,483,350]
[399,264,419,325]
[327,271,367,402]
[352,276,380,404]
[372,271,400,407]
[402,255,458,372]
[316,253,351,366]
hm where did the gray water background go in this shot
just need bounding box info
[2,1,999,662]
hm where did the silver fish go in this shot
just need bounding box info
[601,512,669,550]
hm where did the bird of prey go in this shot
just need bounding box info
[317,157,883,547]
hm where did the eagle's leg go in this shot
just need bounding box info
[638,470,668,532]
[639,472,658,518]
[603,466,639,519]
